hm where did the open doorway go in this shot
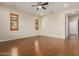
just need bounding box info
[68,15,78,39]
[65,12,79,39]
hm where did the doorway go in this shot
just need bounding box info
[65,13,79,39]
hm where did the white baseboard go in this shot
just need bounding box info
[0,34,39,42]
[0,34,65,42]
[41,34,65,39]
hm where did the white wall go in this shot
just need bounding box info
[41,12,65,39]
[1,4,79,42]
[0,5,40,42]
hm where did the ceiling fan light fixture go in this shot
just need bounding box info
[38,6,42,8]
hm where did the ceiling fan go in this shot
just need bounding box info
[31,2,48,10]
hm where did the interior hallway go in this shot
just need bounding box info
[0,35,79,56]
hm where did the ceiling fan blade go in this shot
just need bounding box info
[31,5,38,6]
[42,7,46,9]
[41,2,48,5]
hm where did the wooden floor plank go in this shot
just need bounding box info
[0,35,79,56]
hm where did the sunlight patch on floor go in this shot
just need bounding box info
[35,40,41,55]
[10,47,18,56]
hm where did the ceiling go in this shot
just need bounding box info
[1,2,79,16]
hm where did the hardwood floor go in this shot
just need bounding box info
[0,35,79,56]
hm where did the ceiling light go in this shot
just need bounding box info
[38,6,42,8]
[64,4,68,7]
